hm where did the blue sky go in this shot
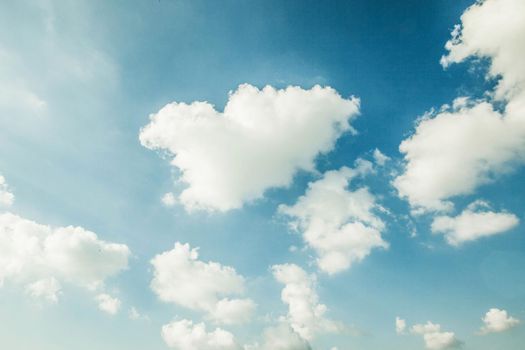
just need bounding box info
[1,0,524,349]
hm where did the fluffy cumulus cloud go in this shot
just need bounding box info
[0,212,130,302]
[95,293,121,315]
[410,322,461,350]
[0,174,14,207]
[150,242,255,324]
[161,319,241,350]
[440,0,525,100]
[431,201,519,246]
[480,308,520,334]
[140,84,360,212]
[272,263,342,341]
[279,160,388,274]
[394,0,525,213]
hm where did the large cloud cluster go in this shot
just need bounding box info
[140,84,360,212]
[394,0,525,215]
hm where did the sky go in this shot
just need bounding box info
[0,0,524,349]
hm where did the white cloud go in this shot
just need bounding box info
[410,322,461,350]
[96,293,121,315]
[140,84,360,212]
[272,263,342,341]
[279,160,388,274]
[0,174,14,207]
[480,308,520,334]
[245,323,311,350]
[394,100,525,213]
[373,148,390,166]
[162,192,177,207]
[150,242,255,324]
[395,0,525,213]
[0,212,130,301]
[431,201,519,246]
[209,298,256,325]
[440,0,525,100]
[396,317,407,334]
[161,319,241,350]
[25,277,61,303]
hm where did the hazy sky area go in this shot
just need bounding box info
[1,0,524,349]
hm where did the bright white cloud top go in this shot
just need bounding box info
[150,242,255,325]
[140,84,360,212]
[161,319,241,350]
[480,308,520,334]
[394,0,525,213]
[272,263,342,341]
[410,321,461,350]
[440,0,525,100]
[431,201,519,246]
[0,212,130,302]
[279,160,388,274]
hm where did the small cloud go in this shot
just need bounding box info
[96,293,121,315]
[396,317,407,334]
[128,306,150,321]
[161,192,177,207]
[0,174,14,207]
[479,308,520,334]
[410,321,461,350]
[431,202,519,246]
[373,148,390,166]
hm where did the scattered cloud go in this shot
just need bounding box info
[162,192,177,207]
[0,174,14,207]
[431,201,519,246]
[128,306,149,321]
[373,148,390,166]
[410,321,461,350]
[245,323,311,350]
[161,319,241,350]
[479,308,520,334]
[140,84,360,212]
[0,212,130,302]
[96,293,121,315]
[279,160,388,274]
[150,242,255,325]
[396,317,407,334]
[272,263,342,341]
